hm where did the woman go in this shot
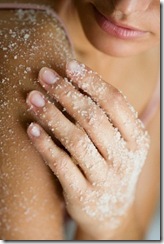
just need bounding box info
[0,0,160,240]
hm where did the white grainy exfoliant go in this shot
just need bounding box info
[0,8,73,239]
[36,59,150,229]
[62,61,150,229]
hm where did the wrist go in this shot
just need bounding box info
[74,204,143,240]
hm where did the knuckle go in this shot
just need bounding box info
[77,134,89,151]
[56,153,68,168]
[54,80,72,99]
[48,149,69,172]
[72,130,88,148]
[71,131,91,157]
[112,89,124,105]
[41,103,59,126]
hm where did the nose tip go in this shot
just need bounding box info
[112,0,151,15]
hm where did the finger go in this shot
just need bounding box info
[27,122,87,193]
[38,67,120,161]
[66,59,144,147]
[26,91,108,183]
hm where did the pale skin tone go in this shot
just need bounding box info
[0,0,160,240]
[26,60,151,239]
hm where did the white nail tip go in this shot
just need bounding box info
[68,60,78,71]
[30,124,41,137]
[68,60,86,77]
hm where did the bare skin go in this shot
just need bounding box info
[0,6,73,240]
[0,0,160,240]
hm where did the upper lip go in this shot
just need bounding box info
[93,5,146,32]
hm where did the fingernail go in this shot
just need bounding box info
[29,123,41,137]
[28,91,45,107]
[40,68,59,84]
[67,60,86,77]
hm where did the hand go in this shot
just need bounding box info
[26,60,150,239]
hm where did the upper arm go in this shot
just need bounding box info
[0,9,73,240]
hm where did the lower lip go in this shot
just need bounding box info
[92,5,147,40]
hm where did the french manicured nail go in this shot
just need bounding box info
[67,60,78,72]
[40,68,59,84]
[28,91,45,107]
[29,123,41,137]
[67,60,86,77]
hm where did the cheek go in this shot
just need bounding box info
[150,17,160,41]
[146,4,160,35]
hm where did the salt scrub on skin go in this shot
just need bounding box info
[0,8,74,239]
[65,129,149,230]
[67,60,108,103]
[67,60,147,136]
[40,68,60,84]
[64,61,150,230]
[68,60,87,78]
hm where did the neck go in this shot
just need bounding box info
[56,2,159,78]
[59,3,159,115]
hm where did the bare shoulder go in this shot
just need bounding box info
[0,9,73,240]
[0,7,73,160]
[0,7,73,137]
[0,7,73,78]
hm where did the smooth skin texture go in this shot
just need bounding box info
[0,0,160,240]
